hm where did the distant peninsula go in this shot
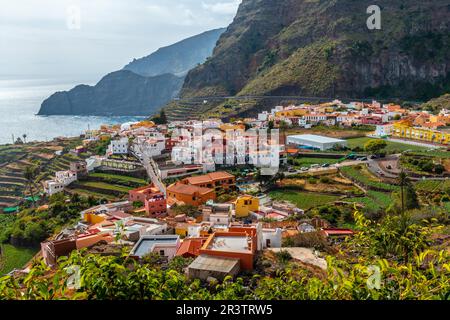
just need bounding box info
[38,28,225,116]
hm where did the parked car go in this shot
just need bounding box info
[321,163,330,168]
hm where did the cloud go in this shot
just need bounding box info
[0,0,241,79]
[201,0,242,14]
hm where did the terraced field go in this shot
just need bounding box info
[0,244,38,275]
[414,180,450,193]
[67,172,147,200]
[347,190,393,212]
[269,189,341,210]
[0,139,81,210]
[340,166,400,192]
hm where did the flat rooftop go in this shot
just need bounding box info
[288,134,346,144]
[208,235,249,253]
[189,255,240,273]
[132,236,179,257]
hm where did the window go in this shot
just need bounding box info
[159,250,165,256]
[266,239,271,248]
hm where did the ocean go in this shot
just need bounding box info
[0,76,146,145]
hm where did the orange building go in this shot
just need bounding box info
[167,183,216,206]
[181,171,235,191]
[198,229,257,271]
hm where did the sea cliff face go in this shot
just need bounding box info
[38,71,184,116]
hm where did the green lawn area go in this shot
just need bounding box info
[414,180,450,192]
[79,181,133,193]
[89,173,147,185]
[346,137,429,153]
[0,244,37,275]
[269,189,341,210]
[340,166,399,192]
[68,188,117,200]
[409,150,450,159]
[346,191,392,212]
[292,157,340,168]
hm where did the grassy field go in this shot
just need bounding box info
[340,166,399,192]
[346,137,429,153]
[414,180,450,192]
[89,173,147,185]
[409,150,450,159]
[78,181,134,193]
[0,244,37,275]
[68,188,117,200]
[269,189,341,210]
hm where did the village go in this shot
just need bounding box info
[1,99,449,282]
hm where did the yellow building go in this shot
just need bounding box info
[275,109,308,118]
[175,223,189,237]
[235,195,259,218]
[392,120,450,145]
[84,212,107,225]
[99,134,111,142]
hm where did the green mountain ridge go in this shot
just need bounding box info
[168,0,450,119]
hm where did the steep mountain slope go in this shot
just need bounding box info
[38,28,225,116]
[38,71,184,116]
[123,28,226,77]
[180,0,450,104]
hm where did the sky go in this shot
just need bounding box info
[0,0,241,83]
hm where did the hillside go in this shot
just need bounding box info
[420,93,450,114]
[123,28,226,77]
[172,0,450,119]
[38,28,225,116]
[38,71,184,116]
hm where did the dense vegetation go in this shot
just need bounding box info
[2,193,97,246]
[0,207,448,300]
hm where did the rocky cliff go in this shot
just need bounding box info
[38,71,184,116]
[180,0,450,104]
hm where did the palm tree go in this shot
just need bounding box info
[24,165,39,207]
[22,134,27,144]
[397,170,408,217]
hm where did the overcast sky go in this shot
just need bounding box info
[0,0,241,82]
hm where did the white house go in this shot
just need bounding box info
[107,138,129,155]
[44,170,77,195]
[260,228,282,249]
[130,235,180,260]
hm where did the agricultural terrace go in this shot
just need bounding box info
[0,244,38,275]
[340,165,399,192]
[269,190,341,210]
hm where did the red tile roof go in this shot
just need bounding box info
[176,238,206,257]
